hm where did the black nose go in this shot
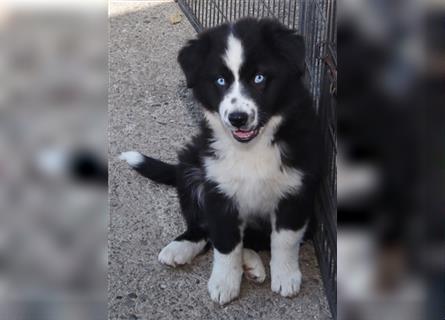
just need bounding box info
[228,112,248,128]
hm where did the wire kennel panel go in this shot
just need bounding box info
[177,0,337,318]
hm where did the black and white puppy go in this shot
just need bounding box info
[120,18,322,304]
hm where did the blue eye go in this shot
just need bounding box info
[216,77,226,86]
[254,74,265,84]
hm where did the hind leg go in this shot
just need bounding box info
[159,163,208,267]
[242,249,266,283]
[158,228,207,267]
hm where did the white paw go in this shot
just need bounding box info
[242,249,266,283]
[208,269,242,305]
[271,264,302,297]
[270,226,306,297]
[208,245,243,305]
[158,240,206,267]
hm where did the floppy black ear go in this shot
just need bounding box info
[263,20,306,77]
[178,37,208,88]
[278,32,306,77]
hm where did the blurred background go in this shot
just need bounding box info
[337,0,445,319]
[0,0,107,319]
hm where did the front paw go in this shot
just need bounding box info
[208,271,242,305]
[271,264,302,297]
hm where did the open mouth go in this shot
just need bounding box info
[232,128,259,143]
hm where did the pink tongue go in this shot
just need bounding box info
[234,130,254,139]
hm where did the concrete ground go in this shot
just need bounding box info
[109,1,331,319]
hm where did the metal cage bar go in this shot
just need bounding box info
[176,1,337,318]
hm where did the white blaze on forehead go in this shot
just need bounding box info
[223,34,244,80]
[219,33,258,130]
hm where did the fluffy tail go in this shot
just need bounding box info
[119,151,176,186]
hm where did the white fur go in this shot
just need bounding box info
[204,111,304,219]
[208,243,243,305]
[119,151,143,167]
[158,240,206,267]
[242,248,266,283]
[220,34,258,129]
[223,34,244,79]
[270,225,307,297]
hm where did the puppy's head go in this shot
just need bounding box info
[178,18,305,143]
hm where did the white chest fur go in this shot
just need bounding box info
[203,113,304,218]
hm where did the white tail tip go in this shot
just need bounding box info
[119,151,143,166]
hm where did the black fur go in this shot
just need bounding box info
[129,18,322,253]
[130,154,177,186]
